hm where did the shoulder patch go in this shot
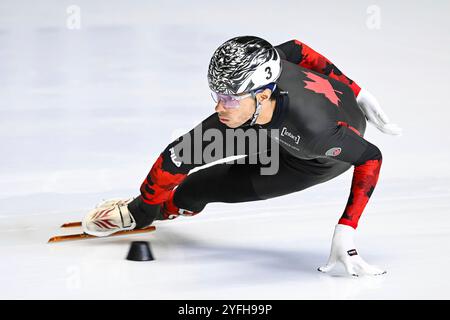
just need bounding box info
[325,147,342,157]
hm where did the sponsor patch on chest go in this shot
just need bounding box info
[281,127,301,144]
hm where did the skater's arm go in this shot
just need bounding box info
[139,113,216,205]
[308,125,382,229]
[311,126,386,275]
[275,40,361,96]
[139,113,250,205]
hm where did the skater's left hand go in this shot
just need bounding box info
[356,88,402,136]
[318,224,387,277]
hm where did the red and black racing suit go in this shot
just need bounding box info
[128,40,382,230]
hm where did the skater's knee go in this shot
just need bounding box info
[173,184,207,213]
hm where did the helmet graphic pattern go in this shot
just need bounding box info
[208,36,280,94]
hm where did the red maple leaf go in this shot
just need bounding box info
[303,71,342,107]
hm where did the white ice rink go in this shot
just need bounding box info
[1,0,449,299]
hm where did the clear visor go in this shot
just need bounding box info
[211,92,253,109]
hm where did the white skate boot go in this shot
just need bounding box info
[82,198,137,237]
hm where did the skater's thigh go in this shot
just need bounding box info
[174,152,352,208]
[174,160,264,210]
[251,153,352,200]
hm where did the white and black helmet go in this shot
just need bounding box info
[207,36,282,95]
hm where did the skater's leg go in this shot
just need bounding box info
[173,162,262,212]
[173,151,352,213]
[127,161,262,227]
[130,151,352,227]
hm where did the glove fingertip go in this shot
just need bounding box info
[378,112,390,124]
[318,265,332,273]
[317,266,327,273]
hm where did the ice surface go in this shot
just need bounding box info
[0,0,449,299]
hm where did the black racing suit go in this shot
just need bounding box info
[128,40,382,230]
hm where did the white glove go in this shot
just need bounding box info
[318,224,387,277]
[356,88,402,136]
[82,197,136,237]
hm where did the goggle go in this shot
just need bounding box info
[211,91,254,109]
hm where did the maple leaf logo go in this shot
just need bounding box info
[303,71,342,107]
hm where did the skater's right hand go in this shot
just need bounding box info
[318,224,387,277]
[82,197,136,237]
[94,198,133,209]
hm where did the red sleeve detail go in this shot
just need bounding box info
[337,121,362,136]
[294,40,361,97]
[140,155,187,205]
[338,159,382,229]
